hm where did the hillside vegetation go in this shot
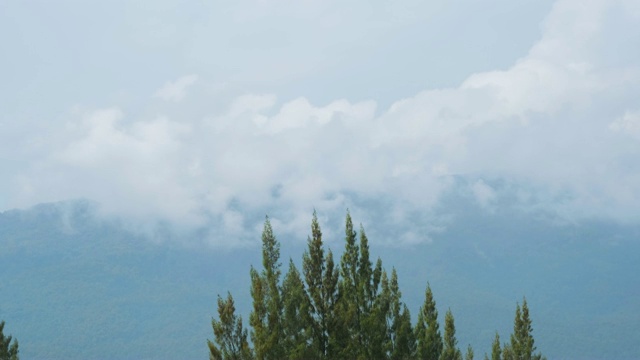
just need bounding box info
[208,212,545,360]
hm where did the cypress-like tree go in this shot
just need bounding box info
[282,259,314,359]
[416,283,443,360]
[389,268,415,359]
[504,299,545,360]
[359,226,377,308]
[302,211,339,359]
[250,217,285,359]
[440,309,462,360]
[367,269,391,359]
[249,266,267,358]
[465,345,474,360]
[208,293,252,360]
[393,304,416,360]
[0,321,19,360]
[491,332,501,360]
[336,211,361,358]
[323,249,340,358]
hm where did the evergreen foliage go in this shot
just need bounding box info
[250,217,284,360]
[281,260,314,359]
[389,269,416,360]
[465,344,474,360]
[209,211,545,360]
[208,293,252,360]
[491,332,501,360]
[0,321,19,360]
[502,299,546,360]
[440,309,462,360]
[416,283,443,360]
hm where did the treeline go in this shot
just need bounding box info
[0,320,19,360]
[208,211,545,360]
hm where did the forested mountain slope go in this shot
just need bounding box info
[0,200,638,359]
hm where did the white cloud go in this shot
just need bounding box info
[472,180,497,209]
[5,0,640,246]
[610,110,640,138]
[154,74,199,102]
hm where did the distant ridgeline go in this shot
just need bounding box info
[208,211,545,360]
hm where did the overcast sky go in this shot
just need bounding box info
[1,0,639,246]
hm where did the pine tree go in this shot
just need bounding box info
[282,259,314,359]
[302,211,338,359]
[389,268,415,360]
[440,309,462,360]
[359,225,377,308]
[208,293,252,360]
[0,321,19,360]
[367,269,391,359]
[250,217,285,360]
[249,265,267,357]
[465,345,474,360]
[392,304,416,360]
[491,332,501,360]
[336,211,361,358]
[416,283,443,360]
[505,299,545,360]
[323,248,340,358]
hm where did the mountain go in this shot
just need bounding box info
[0,200,638,359]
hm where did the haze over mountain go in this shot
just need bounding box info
[1,0,640,359]
[1,196,639,359]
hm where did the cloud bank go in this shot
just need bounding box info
[154,75,199,102]
[4,0,640,246]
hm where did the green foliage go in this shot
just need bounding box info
[0,321,19,360]
[502,299,546,360]
[416,283,443,360]
[335,213,388,359]
[390,270,416,360]
[465,345,474,360]
[209,210,546,360]
[335,211,361,358]
[250,217,285,360]
[281,260,314,359]
[440,309,462,360]
[208,293,252,360]
[491,332,501,360]
[302,211,339,359]
[249,266,267,358]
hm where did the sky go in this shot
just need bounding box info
[1,0,639,246]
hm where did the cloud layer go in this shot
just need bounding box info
[4,0,640,246]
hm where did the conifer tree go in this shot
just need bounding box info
[282,259,314,359]
[249,266,267,358]
[366,269,391,359]
[389,268,415,360]
[0,321,19,360]
[358,225,376,308]
[323,249,340,358]
[392,304,416,360]
[302,211,338,359]
[361,231,387,359]
[336,211,361,358]
[465,345,474,360]
[250,217,285,360]
[209,293,252,360]
[440,309,462,360]
[501,344,513,360]
[505,299,545,360]
[416,283,443,360]
[491,332,501,360]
